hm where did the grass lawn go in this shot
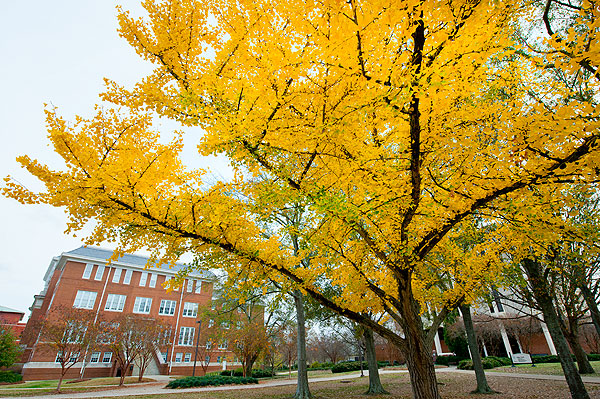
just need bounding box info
[109,373,600,399]
[491,360,600,377]
[0,376,156,396]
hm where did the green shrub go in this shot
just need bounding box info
[331,361,367,373]
[532,355,559,364]
[485,356,512,366]
[587,354,600,361]
[0,371,22,383]
[220,368,274,378]
[435,355,463,366]
[167,375,258,389]
[457,357,503,370]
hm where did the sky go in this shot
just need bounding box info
[0,1,232,317]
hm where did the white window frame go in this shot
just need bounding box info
[161,352,168,362]
[182,302,198,318]
[123,269,132,285]
[102,352,112,363]
[55,351,63,363]
[184,353,192,362]
[159,299,177,316]
[218,339,228,350]
[94,265,105,281]
[139,272,148,287]
[90,352,101,363]
[133,297,152,314]
[112,268,122,283]
[104,294,126,312]
[82,264,93,279]
[220,321,230,329]
[178,327,195,346]
[175,353,183,362]
[186,280,194,292]
[205,341,212,350]
[208,319,214,328]
[73,290,97,309]
[194,280,202,294]
[149,273,157,288]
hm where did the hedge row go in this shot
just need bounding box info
[435,355,466,366]
[0,371,22,383]
[533,354,600,364]
[220,368,275,378]
[457,357,511,370]
[331,361,368,373]
[167,375,258,389]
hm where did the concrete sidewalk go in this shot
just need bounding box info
[2,367,599,399]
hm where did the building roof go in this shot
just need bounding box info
[63,246,215,280]
[0,305,25,315]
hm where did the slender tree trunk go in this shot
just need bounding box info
[294,290,311,399]
[563,326,595,374]
[56,368,66,393]
[459,304,495,394]
[364,328,388,395]
[579,284,600,338]
[522,258,590,399]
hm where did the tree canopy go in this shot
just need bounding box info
[4,1,599,398]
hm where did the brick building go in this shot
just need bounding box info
[20,246,239,380]
[0,306,27,340]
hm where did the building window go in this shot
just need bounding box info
[149,273,157,288]
[218,339,228,350]
[133,297,152,314]
[55,351,63,363]
[206,341,212,350]
[184,353,191,362]
[175,353,183,362]
[178,327,195,346]
[104,294,126,312]
[208,319,214,328]
[123,269,132,285]
[186,280,194,292]
[217,356,221,363]
[73,290,97,309]
[82,264,93,279]
[161,352,168,362]
[139,272,148,287]
[112,268,122,283]
[205,355,210,363]
[159,300,177,316]
[194,281,202,294]
[90,352,100,363]
[102,352,112,363]
[182,302,198,318]
[220,321,230,329]
[94,265,105,281]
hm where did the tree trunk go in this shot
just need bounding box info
[293,290,312,399]
[459,304,495,394]
[56,368,66,393]
[398,276,441,399]
[364,328,388,395]
[563,325,595,374]
[579,284,600,339]
[522,258,590,399]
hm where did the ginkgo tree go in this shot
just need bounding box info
[4,1,600,399]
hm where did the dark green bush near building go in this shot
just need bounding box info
[220,368,275,378]
[0,371,23,383]
[331,361,368,373]
[531,354,600,364]
[435,354,464,366]
[457,357,504,370]
[166,375,258,389]
[485,356,512,366]
[307,361,334,370]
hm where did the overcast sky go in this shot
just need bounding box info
[0,1,232,317]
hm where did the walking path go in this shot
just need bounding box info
[2,368,599,399]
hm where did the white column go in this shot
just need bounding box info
[540,321,557,355]
[434,329,443,355]
[482,339,489,357]
[499,323,513,357]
